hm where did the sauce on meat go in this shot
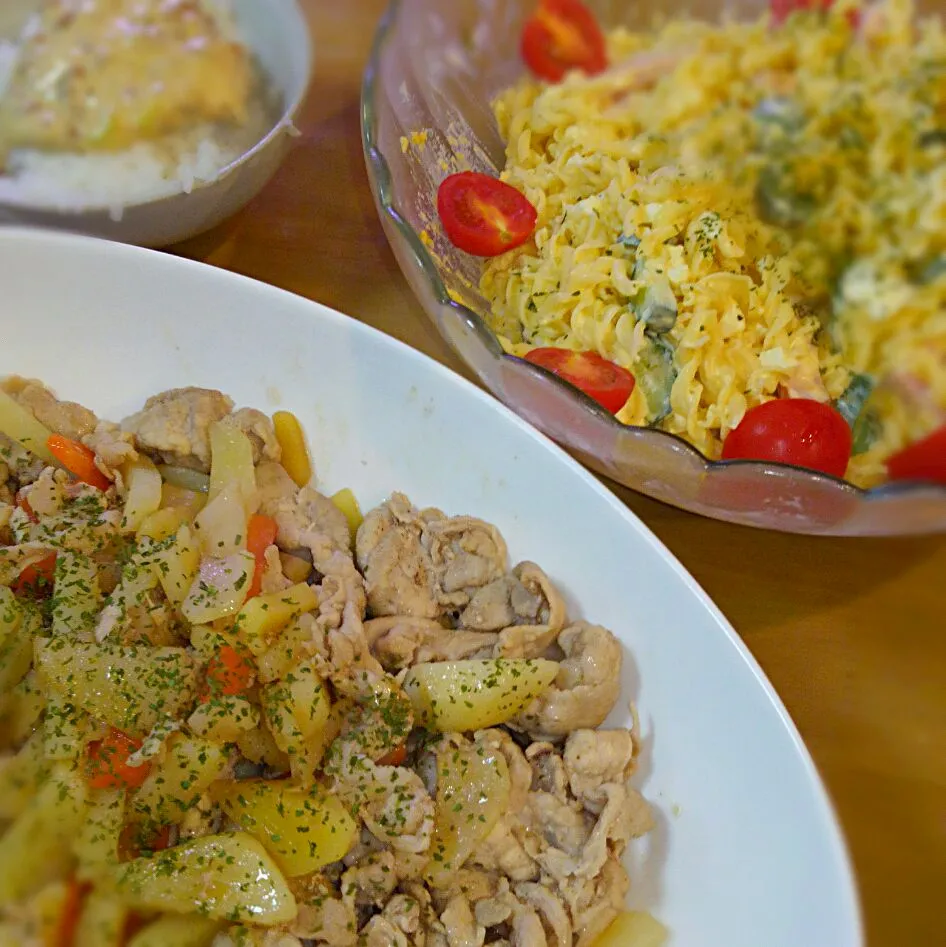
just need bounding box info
[0,0,252,156]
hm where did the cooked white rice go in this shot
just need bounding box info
[0,4,279,213]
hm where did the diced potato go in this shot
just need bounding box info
[161,481,207,516]
[111,832,297,926]
[2,880,71,947]
[187,695,259,743]
[272,411,311,487]
[0,589,32,693]
[279,551,311,585]
[425,741,509,887]
[331,683,413,762]
[155,524,201,607]
[193,486,248,557]
[592,911,669,947]
[95,543,161,641]
[43,692,91,762]
[180,550,255,624]
[0,388,55,464]
[330,488,362,544]
[120,456,163,533]
[233,582,319,656]
[261,660,331,780]
[0,922,22,946]
[0,670,45,749]
[210,780,358,877]
[74,891,129,947]
[137,506,190,542]
[402,659,559,732]
[256,617,312,683]
[74,788,125,879]
[208,422,258,515]
[131,734,228,829]
[36,637,199,739]
[236,726,290,772]
[0,762,88,903]
[189,623,240,659]
[126,915,222,947]
[0,586,20,631]
[51,551,102,639]
[0,729,48,819]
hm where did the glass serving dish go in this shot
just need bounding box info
[361,0,946,536]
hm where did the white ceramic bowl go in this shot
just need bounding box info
[0,1,312,247]
[0,228,863,947]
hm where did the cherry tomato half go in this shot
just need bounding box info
[886,423,946,486]
[521,0,608,82]
[437,172,538,257]
[523,348,636,414]
[722,398,852,478]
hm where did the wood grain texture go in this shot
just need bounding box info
[171,2,946,944]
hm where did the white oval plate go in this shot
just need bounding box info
[0,228,863,947]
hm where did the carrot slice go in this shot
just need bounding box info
[15,492,37,523]
[46,434,112,491]
[86,729,151,790]
[201,644,256,700]
[246,513,278,599]
[54,878,91,947]
[12,551,57,599]
[376,743,408,767]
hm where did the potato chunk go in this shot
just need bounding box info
[592,911,669,947]
[0,762,88,903]
[261,660,332,780]
[425,741,509,887]
[402,658,558,732]
[111,833,296,926]
[125,915,222,947]
[36,637,198,738]
[131,734,228,828]
[210,780,358,877]
[233,583,319,656]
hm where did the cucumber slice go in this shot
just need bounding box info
[835,373,880,455]
[635,335,677,424]
[755,165,815,226]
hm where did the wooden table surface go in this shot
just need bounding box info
[174,2,946,944]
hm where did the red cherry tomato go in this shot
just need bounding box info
[523,348,636,414]
[521,0,608,82]
[437,172,538,257]
[886,423,946,486]
[722,398,852,478]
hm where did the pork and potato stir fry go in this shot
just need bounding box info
[0,379,656,946]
